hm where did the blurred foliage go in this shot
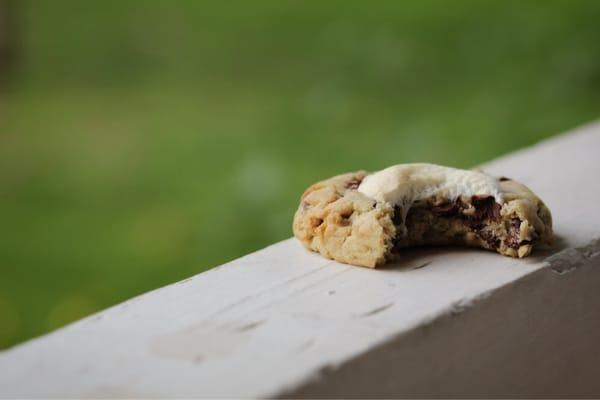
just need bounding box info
[1,0,600,349]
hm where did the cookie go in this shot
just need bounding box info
[293,164,553,268]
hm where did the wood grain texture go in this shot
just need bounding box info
[1,122,600,398]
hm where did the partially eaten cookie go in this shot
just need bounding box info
[293,163,553,268]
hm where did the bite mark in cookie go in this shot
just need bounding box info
[293,164,553,268]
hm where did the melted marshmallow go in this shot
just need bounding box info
[358,163,502,206]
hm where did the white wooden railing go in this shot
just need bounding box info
[1,122,600,398]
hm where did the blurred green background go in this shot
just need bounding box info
[1,0,600,349]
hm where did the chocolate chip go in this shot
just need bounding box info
[499,176,511,182]
[432,200,460,217]
[392,205,403,225]
[470,195,502,221]
[464,219,484,230]
[479,229,500,249]
[505,218,521,249]
[345,177,363,190]
[341,211,353,220]
[311,218,323,228]
[391,236,402,254]
[461,196,501,232]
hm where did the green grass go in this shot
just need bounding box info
[1,0,600,348]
